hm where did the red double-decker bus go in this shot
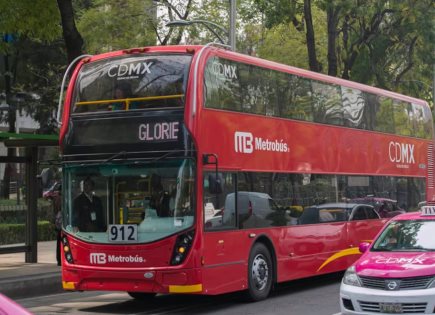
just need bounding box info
[58,44,434,301]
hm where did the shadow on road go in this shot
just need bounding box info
[73,272,343,315]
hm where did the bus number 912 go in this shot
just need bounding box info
[108,225,138,242]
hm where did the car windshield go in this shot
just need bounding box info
[62,159,195,244]
[372,220,435,252]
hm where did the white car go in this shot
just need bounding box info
[340,206,435,314]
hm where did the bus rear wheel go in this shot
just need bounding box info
[127,292,156,300]
[245,242,273,301]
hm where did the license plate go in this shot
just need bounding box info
[108,224,138,242]
[379,303,402,313]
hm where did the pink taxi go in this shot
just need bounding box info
[340,206,435,314]
[0,294,33,315]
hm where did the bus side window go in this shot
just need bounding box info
[204,172,236,230]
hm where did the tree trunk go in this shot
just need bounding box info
[56,0,84,63]
[327,5,339,77]
[304,0,321,72]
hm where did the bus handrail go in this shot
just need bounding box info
[57,54,92,126]
[75,94,184,110]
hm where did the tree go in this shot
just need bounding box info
[0,0,63,198]
[57,0,84,63]
[252,0,433,106]
[154,0,195,45]
[77,0,156,54]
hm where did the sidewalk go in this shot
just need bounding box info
[0,241,63,299]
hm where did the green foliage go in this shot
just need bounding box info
[0,221,56,245]
[256,5,328,69]
[250,0,433,107]
[0,0,61,52]
[0,38,65,133]
[0,201,53,224]
[77,0,157,53]
[252,0,301,29]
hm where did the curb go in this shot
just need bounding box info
[0,272,64,299]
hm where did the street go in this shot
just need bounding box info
[18,273,343,315]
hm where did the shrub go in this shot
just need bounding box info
[0,221,56,245]
[0,203,53,224]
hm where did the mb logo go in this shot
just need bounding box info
[235,132,253,154]
[90,253,106,264]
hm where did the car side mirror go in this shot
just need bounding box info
[358,242,371,253]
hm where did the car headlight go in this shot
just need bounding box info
[342,266,362,287]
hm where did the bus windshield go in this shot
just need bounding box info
[72,54,192,113]
[62,159,195,244]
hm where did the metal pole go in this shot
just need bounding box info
[229,0,236,51]
[25,146,38,263]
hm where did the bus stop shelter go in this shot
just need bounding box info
[0,132,58,263]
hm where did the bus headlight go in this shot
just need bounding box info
[62,235,74,264]
[342,266,361,287]
[170,230,194,266]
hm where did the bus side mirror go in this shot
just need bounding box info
[208,174,223,194]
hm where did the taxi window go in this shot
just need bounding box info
[372,220,435,251]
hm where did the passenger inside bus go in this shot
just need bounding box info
[72,177,106,232]
[110,82,133,110]
[149,174,170,217]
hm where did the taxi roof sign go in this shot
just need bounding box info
[421,206,435,216]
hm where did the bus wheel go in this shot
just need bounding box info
[245,242,273,301]
[127,292,156,300]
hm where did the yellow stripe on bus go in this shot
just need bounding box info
[169,284,203,293]
[317,247,361,272]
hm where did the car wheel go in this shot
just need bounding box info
[245,242,273,301]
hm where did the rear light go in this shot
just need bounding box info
[170,230,194,265]
[62,235,74,264]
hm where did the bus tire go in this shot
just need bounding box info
[127,292,156,300]
[245,242,273,302]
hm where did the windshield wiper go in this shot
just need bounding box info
[399,247,431,252]
[104,151,127,163]
[372,247,394,252]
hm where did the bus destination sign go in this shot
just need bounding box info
[66,114,186,154]
[138,121,179,142]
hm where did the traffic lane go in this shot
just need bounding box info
[18,273,343,315]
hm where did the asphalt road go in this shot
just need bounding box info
[18,273,344,315]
